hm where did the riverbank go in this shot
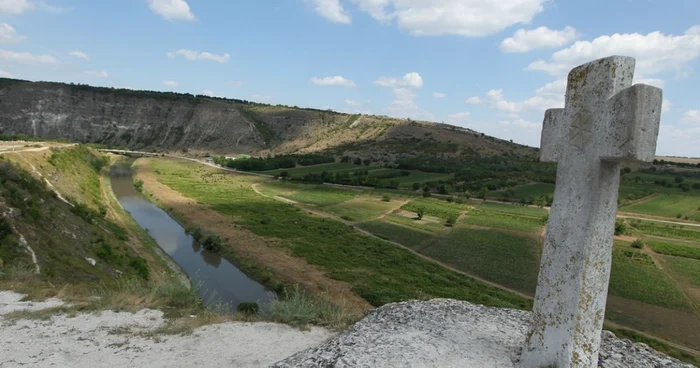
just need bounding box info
[110,159,275,312]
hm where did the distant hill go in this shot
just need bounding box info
[0,78,538,162]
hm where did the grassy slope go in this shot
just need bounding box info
[0,155,149,286]
[146,158,530,310]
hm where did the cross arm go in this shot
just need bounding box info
[540,108,566,162]
[601,84,662,163]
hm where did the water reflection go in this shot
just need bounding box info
[109,161,275,312]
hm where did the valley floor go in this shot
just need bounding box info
[0,291,333,368]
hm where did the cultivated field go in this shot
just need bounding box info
[141,157,700,360]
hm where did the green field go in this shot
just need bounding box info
[609,243,692,310]
[629,220,700,241]
[147,159,530,309]
[323,197,398,222]
[356,220,435,248]
[401,197,466,220]
[144,158,700,359]
[647,240,700,260]
[621,194,700,219]
[463,207,543,233]
[259,181,357,206]
[665,256,700,288]
[414,226,541,294]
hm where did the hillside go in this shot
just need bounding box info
[0,78,537,161]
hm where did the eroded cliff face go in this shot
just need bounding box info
[0,79,537,159]
[0,81,265,152]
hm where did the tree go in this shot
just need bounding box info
[416,207,425,220]
[478,187,488,200]
[363,158,371,166]
[614,219,627,236]
[353,157,362,165]
[279,170,289,180]
[381,194,391,202]
[412,182,421,191]
[445,215,457,227]
[675,176,684,183]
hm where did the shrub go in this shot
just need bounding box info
[202,235,223,252]
[614,219,628,236]
[133,179,144,192]
[455,197,465,205]
[631,239,644,249]
[676,213,683,219]
[416,208,425,220]
[237,302,260,315]
[129,256,150,280]
[381,195,391,202]
[186,227,203,241]
[445,215,457,227]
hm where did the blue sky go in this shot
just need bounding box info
[2,0,699,156]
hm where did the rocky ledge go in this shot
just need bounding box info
[273,299,694,368]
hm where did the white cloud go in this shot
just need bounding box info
[0,23,25,43]
[657,123,700,157]
[374,72,432,120]
[681,110,700,125]
[250,94,273,102]
[0,0,33,15]
[310,75,356,87]
[201,89,215,96]
[465,96,481,105]
[147,0,195,21]
[500,115,539,129]
[162,80,179,87]
[662,99,671,113]
[0,49,55,64]
[226,80,244,87]
[374,72,423,88]
[345,99,362,107]
[85,70,109,78]
[447,111,470,124]
[167,49,230,63]
[350,0,391,22]
[526,27,700,77]
[69,50,90,61]
[486,78,566,114]
[433,92,446,98]
[633,77,664,88]
[307,0,350,24]
[500,26,577,53]
[0,70,12,78]
[355,0,546,37]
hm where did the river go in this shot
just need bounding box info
[109,161,275,312]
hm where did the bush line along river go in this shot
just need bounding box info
[109,161,275,311]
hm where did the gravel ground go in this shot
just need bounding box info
[0,291,334,368]
[274,299,695,368]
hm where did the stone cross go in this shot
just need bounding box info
[520,56,662,368]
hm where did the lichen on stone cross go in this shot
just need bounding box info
[520,56,662,368]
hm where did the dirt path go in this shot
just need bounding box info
[376,199,410,220]
[134,159,371,313]
[248,185,533,301]
[618,214,700,228]
[251,184,298,205]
